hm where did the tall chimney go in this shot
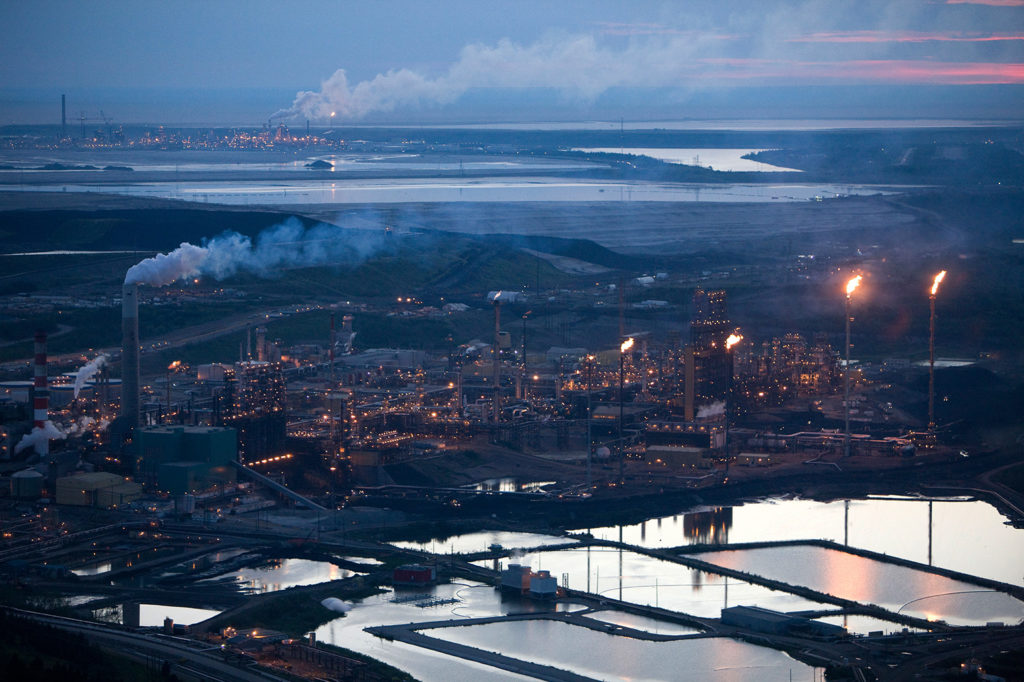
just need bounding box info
[121,283,140,429]
[33,330,50,455]
[61,95,66,139]
[492,298,501,422]
[256,326,267,362]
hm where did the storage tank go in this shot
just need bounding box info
[11,469,44,500]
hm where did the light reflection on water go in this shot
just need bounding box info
[583,610,699,635]
[11,178,901,205]
[138,604,220,627]
[431,620,814,682]
[207,558,361,593]
[572,147,803,173]
[391,530,575,554]
[577,497,1024,586]
[692,545,1024,627]
[475,547,824,617]
[315,581,538,682]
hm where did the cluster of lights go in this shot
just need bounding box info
[250,453,293,467]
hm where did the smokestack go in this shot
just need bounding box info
[121,283,140,430]
[33,330,49,455]
[256,326,267,362]
[61,95,66,139]
[493,297,502,422]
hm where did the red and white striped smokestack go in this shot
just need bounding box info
[33,330,49,454]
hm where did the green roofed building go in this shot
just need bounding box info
[133,425,237,494]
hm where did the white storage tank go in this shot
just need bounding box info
[11,469,44,500]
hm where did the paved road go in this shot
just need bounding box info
[7,607,290,682]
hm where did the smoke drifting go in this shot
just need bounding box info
[14,421,66,455]
[275,34,718,121]
[74,354,108,399]
[274,14,1024,123]
[320,597,353,614]
[697,401,726,419]
[125,218,388,287]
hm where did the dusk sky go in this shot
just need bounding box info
[1,0,1022,124]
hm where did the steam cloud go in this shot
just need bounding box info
[66,416,106,436]
[14,421,66,454]
[320,597,353,613]
[697,401,726,419]
[275,34,718,121]
[74,354,108,399]
[124,218,388,287]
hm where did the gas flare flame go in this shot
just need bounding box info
[167,360,182,371]
[726,333,743,350]
[930,270,947,296]
[845,275,862,297]
[620,337,634,353]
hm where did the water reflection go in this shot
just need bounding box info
[14,179,903,206]
[470,478,555,493]
[316,581,536,682]
[578,497,1024,586]
[693,545,1024,626]
[572,147,803,173]
[207,558,361,593]
[139,604,219,627]
[684,507,733,545]
[431,620,814,682]
[391,530,575,554]
[477,548,824,616]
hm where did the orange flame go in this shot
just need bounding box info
[620,337,634,353]
[726,333,743,350]
[167,360,181,371]
[845,275,862,297]
[930,270,947,296]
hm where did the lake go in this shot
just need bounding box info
[572,147,802,172]
[10,177,903,205]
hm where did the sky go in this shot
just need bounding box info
[1,0,1022,125]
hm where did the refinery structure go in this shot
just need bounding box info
[0,261,950,515]
[0,118,1020,682]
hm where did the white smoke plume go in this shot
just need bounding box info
[14,421,66,454]
[274,34,718,121]
[65,416,101,436]
[696,401,726,419]
[73,354,108,399]
[320,597,353,614]
[124,218,388,287]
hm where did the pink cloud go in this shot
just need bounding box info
[945,1,1024,6]
[694,58,1024,84]
[789,30,1024,43]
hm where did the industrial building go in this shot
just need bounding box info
[55,472,142,508]
[681,289,734,421]
[721,605,847,639]
[392,564,437,586]
[9,469,44,499]
[133,424,237,494]
[219,361,288,462]
[499,563,559,599]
